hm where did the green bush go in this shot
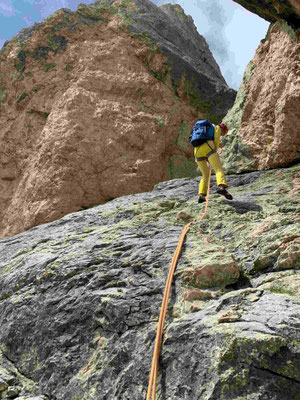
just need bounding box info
[17,92,27,102]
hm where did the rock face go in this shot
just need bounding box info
[221,21,299,173]
[0,164,299,399]
[0,0,236,239]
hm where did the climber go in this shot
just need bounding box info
[193,122,233,203]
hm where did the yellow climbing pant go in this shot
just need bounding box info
[194,141,228,195]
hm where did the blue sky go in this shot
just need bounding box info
[0,0,269,90]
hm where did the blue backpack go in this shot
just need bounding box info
[189,120,215,147]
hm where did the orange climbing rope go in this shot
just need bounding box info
[146,167,212,400]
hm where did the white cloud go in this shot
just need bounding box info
[225,6,268,77]
[0,0,16,17]
[22,14,34,26]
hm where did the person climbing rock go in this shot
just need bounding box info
[191,121,233,203]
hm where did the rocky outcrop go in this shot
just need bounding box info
[232,0,300,31]
[0,164,299,399]
[221,21,300,173]
[0,0,236,239]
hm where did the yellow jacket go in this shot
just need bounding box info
[194,125,221,160]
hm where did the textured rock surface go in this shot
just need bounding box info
[0,164,299,399]
[232,0,300,30]
[0,0,236,239]
[222,21,300,173]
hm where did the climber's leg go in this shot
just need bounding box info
[196,159,210,196]
[208,152,233,200]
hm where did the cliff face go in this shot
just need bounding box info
[0,0,236,239]
[0,164,299,399]
[221,18,299,173]
[0,2,299,399]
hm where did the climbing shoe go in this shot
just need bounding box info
[217,188,233,200]
[198,195,206,203]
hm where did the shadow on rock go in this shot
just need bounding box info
[225,199,263,214]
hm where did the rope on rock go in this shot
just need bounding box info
[146,167,212,400]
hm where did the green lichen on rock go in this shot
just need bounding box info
[32,35,68,63]
[171,165,299,314]
[221,60,258,173]
[133,31,172,86]
[27,109,49,119]
[165,120,198,179]
[45,9,77,32]
[132,30,159,53]
[0,89,6,104]
[47,34,68,53]
[154,116,166,126]
[0,165,299,399]
[14,50,27,73]
[79,0,117,17]
[211,333,300,397]
[221,132,255,174]
[277,20,298,41]
[251,255,273,273]
[181,75,218,122]
[0,74,6,105]
[76,3,111,25]
[173,120,191,152]
[0,349,39,398]
[166,155,198,179]
[242,60,256,86]
[182,257,240,289]
[77,0,135,30]
[259,273,300,298]
[17,92,27,102]
[32,46,51,61]
[44,62,56,72]
[173,4,185,23]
